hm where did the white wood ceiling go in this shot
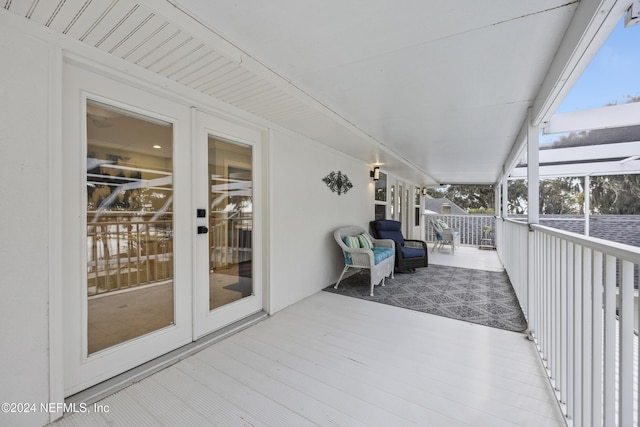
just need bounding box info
[3,0,624,185]
[3,0,310,122]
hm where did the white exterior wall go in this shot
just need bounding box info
[0,14,377,426]
[0,25,53,427]
[269,129,374,313]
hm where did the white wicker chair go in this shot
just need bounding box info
[431,220,460,253]
[333,226,395,296]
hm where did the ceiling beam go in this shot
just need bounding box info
[543,102,640,133]
[540,140,640,162]
[511,159,640,177]
[511,141,640,177]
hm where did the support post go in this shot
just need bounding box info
[495,180,501,218]
[502,175,508,220]
[584,174,590,236]
[526,108,539,337]
[494,180,502,254]
[527,108,540,226]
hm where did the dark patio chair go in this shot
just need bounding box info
[370,220,428,272]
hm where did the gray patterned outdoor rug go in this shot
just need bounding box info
[324,264,527,332]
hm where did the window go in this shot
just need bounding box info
[374,171,388,220]
[414,186,421,227]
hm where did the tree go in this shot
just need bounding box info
[506,178,583,215]
[591,175,640,214]
[429,175,640,215]
[535,95,640,214]
[427,185,494,212]
[507,180,527,214]
[539,177,583,214]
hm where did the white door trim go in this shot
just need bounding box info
[61,60,269,401]
[62,63,194,395]
[193,110,265,339]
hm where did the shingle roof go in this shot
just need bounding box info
[424,197,468,215]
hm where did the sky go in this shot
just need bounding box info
[556,16,640,114]
[539,16,640,146]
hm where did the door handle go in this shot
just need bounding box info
[197,226,208,234]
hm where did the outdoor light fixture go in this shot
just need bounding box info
[370,167,380,181]
[422,187,428,195]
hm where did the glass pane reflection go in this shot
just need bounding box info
[208,136,253,310]
[86,100,174,354]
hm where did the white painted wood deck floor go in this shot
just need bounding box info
[53,285,567,426]
[428,244,504,272]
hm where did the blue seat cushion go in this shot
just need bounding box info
[372,247,394,265]
[436,231,460,241]
[401,246,425,259]
[375,220,401,231]
[376,229,404,246]
[374,220,405,246]
[345,247,393,265]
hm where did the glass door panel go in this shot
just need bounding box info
[64,64,192,396]
[405,187,410,236]
[208,137,253,310]
[193,111,263,339]
[86,100,175,354]
[398,185,403,222]
[390,185,395,219]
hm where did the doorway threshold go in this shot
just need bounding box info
[65,311,268,409]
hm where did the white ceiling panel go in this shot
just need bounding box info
[106,14,167,58]
[136,32,194,70]
[120,22,175,62]
[3,0,623,185]
[167,0,584,184]
[62,1,121,39]
[216,78,271,102]
[27,0,66,26]
[152,39,206,76]
[78,2,141,47]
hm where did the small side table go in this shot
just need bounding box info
[479,237,494,250]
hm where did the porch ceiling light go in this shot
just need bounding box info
[370,166,380,181]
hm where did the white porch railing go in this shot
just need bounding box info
[425,214,496,247]
[498,218,640,427]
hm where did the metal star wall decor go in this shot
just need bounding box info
[322,171,353,195]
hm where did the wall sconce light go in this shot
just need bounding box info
[370,166,380,181]
[421,187,428,195]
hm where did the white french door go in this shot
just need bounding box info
[62,64,264,395]
[391,179,411,236]
[193,111,264,338]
